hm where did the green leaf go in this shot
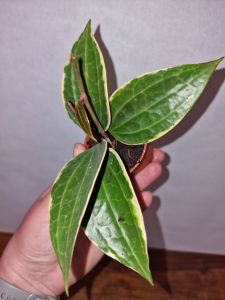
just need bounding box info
[85,148,152,284]
[62,20,110,131]
[50,140,107,294]
[109,58,223,145]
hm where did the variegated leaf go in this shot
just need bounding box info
[109,58,223,145]
[50,140,107,294]
[62,20,110,134]
[85,148,152,284]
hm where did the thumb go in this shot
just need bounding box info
[73,143,87,157]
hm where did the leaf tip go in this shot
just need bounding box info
[62,268,70,296]
[85,19,92,31]
[212,56,224,66]
[206,56,224,70]
[217,56,224,62]
[64,285,69,297]
[144,269,154,286]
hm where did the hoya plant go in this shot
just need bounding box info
[50,20,223,294]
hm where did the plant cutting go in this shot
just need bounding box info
[50,20,223,295]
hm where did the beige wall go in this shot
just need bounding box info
[0,0,225,254]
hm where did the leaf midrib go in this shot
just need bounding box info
[62,149,95,272]
[101,162,148,277]
[69,62,78,102]
[117,96,192,136]
[111,88,181,132]
[111,70,204,131]
[110,66,204,123]
[110,161,147,257]
[54,157,84,251]
[91,37,102,123]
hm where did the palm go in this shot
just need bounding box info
[0,144,164,296]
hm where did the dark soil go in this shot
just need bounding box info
[87,133,144,169]
[114,140,144,169]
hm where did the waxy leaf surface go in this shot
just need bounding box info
[62,20,110,132]
[50,141,107,294]
[85,148,152,284]
[109,58,223,145]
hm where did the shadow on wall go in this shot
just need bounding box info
[145,68,225,292]
[147,196,172,294]
[154,68,225,148]
[95,26,118,97]
[95,26,225,294]
[145,156,171,293]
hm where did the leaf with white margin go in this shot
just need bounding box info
[50,140,107,295]
[109,58,223,145]
[85,148,152,284]
[62,20,110,132]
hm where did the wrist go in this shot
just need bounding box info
[0,258,56,297]
[0,239,58,297]
[0,278,59,300]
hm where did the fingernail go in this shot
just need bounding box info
[73,144,79,157]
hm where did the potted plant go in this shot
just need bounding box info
[49,20,223,295]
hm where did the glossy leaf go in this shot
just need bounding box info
[85,148,152,284]
[62,20,110,131]
[109,58,223,145]
[50,140,107,294]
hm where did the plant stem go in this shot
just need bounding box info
[71,55,112,145]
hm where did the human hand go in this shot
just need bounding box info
[0,143,164,296]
